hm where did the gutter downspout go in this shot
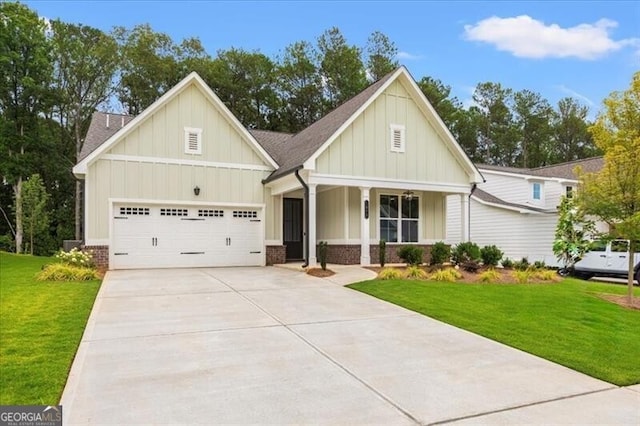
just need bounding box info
[295,169,309,268]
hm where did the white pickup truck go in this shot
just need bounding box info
[573,240,640,283]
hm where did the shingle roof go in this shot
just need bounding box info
[248,129,293,166]
[472,188,553,213]
[79,112,134,160]
[478,157,604,181]
[263,68,399,182]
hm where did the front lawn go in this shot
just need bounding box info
[0,252,101,404]
[348,278,640,386]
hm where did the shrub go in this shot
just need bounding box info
[318,241,328,271]
[478,268,501,283]
[397,245,424,266]
[429,268,462,282]
[378,268,403,280]
[513,257,530,271]
[379,240,386,267]
[405,265,427,280]
[535,269,559,282]
[461,260,481,273]
[501,257,514,269]
[430,241,450,266]
[0,234,15,252]
[480,245,503,267]
[37,263,100,281]
[451,242,481,265]
[55,247,94,268]
[533,260,546,270]
[512,270,532,284]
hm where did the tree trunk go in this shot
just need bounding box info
[14,177,23,254]
[30,221,34,255]
[628,241,635,304]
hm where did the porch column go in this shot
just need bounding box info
[360,187,371,265]
[460,193,470,242]
[308,184,317,266]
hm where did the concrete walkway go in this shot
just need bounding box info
[62,267,639,425]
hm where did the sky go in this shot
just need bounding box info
[25,1,640,117]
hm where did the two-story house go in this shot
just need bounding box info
[446,157,605,266]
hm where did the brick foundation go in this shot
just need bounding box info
[83,245,109,269]
[266,245,286,265]
[320,244,361,265]
[370,244,433,265]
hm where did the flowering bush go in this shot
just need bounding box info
[55,247,94,268]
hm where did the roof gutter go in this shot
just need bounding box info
[294,168,309,268]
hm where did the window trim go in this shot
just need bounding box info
[531,181,543,203]
[389,124,406,153]
[184,127,203,155]
[379,192,420,243]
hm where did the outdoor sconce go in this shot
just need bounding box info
[364,200,369,219]
[193,186,200,196]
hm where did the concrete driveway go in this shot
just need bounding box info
[62,267,639,425]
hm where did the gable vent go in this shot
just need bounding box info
[184,127,202,155]
[390,124,405,153]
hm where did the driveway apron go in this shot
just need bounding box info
[61,267,638,425]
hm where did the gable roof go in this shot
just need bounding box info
[264,66,483,184]
[249,129,293,166]
[263,69,397,182]
[73,72,279,176]
[79,112,134,161]
[472,188,554,214]
[478,157,604,181]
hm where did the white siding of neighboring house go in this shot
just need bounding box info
[447,196,560,266]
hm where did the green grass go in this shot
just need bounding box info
[348,278,640,386]
[0,252,100,404]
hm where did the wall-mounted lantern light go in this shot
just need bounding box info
[364,199,369,219]
[194,186,200,196]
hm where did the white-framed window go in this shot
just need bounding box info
[379,194,419,243]
[184,127,202,155]
[531,182,543,202]
[389,124,405,153]
[565,186,574,198]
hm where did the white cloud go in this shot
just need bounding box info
[396,51,423,60]
[555,85,595,106]
[463,15,639,60]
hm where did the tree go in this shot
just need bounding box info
[417,76,460,128]
[50,20,119,240]
[0,2,53,254]
[550,98,598,163]
[578,72,640,302]
[553,196,595,274]
[365,31,398,81]
[472,82,519,165]
[512,89,553,168]
[208,48,280,129]
[276,41,323,132]
[114,24,183,115]
[20,174,49,255]
[317,27,367,110]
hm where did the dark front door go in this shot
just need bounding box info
[283,198,303,261]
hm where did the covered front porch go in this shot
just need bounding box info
[265,171,471,267]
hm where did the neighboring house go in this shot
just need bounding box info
[446,157,605,266]
[73,67,483,270]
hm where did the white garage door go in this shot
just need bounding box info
[111,204,263,269]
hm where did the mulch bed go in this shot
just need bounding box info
[306,268,335,278]
[596,293,640,311]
